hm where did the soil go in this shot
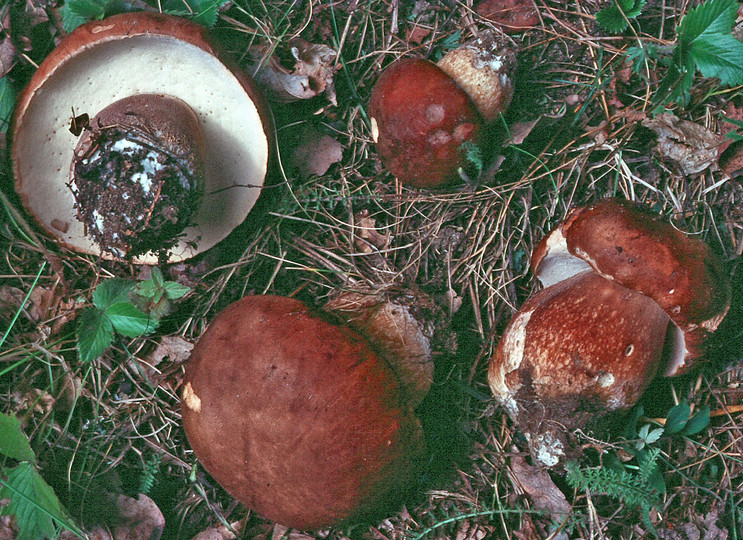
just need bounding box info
[69,123,203,259]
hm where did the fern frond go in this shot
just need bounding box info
[565,461,660,511]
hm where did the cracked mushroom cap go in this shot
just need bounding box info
[531,198,730,375]
[181,295,425,530]
[12,12,272,264]
[488,270,673,466]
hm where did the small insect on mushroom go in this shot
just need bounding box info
[68,108,90,137]
[489,198,731,467]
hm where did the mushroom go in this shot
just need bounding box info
[181,294,430,530]
[489,198,731,466]
[369,30,516,188]
[12,12,272,263]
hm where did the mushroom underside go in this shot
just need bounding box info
[13,32,268,263]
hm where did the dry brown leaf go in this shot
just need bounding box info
[290,126,343,178]
[642,113,725,176]
[507,117,541,146]
[0,37,17,78]
[509,454,571,516]
[137,335,194,385]
[248,39,338,105]
[475,0,540,32]
[113,494,165,540]
[354,210,390,252]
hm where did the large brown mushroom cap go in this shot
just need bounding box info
[181,295,425,530]
[12,12,272,264]
[531,198,731,374]
[369,58,483,188]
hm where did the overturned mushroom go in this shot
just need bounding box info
[489,198,730,466]
[12,12,272,263]
[369,30,516,188]
[181,294,433,530]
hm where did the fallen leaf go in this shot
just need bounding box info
[290,125,343,177]
[354,210,390,252]
[507,117,541,146]
[475,0,540,32]
[509,454,571,516]
[137,335,194,385]
[406,23,432,45]
[113,494,165,540]
[0,37,17,78]
[247,39,338,105]
[642,113,725,176]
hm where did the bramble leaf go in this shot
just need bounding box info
[0,462,67,540]
[596,0,646,33]
[106,302,157,338]
[690,33,743,86]
[59,0,110,32]
[93,279,134,310]
[0,413,36,464]
[76,307,114,363]
[677,0,737,45]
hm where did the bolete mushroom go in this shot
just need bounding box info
[181,294,430,530]
[12,12,272,263]
[489,198,730,466]
[369,30,516,188]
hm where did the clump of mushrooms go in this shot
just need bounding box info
[181,289,443,530]
[369,30,517,188]
[12,12,272,263]
[489,198,731,466]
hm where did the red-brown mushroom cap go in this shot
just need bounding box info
[369,58,483,188]
[12,12,272,264]
[531,198,730,375]
[181,295,425,530]
[488,271,672,465]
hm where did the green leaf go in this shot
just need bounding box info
[664,402,691,435]
[92,279,134,310]
[106,302,157,337]
[0,462,68,540]
[162,281,191,300]
[160,0,228,28]
[682,405,710,436]
[59,0,109,32]
[76,307,114,363]
[0,413,36,464]
[150,266,165,289]
[0,77,17,133]
[678,0,737,45]
[626,43,661,77]
[596,0,646,33]
[690,33,743,86]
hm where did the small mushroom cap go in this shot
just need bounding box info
[531,198,730,375]
[436,30,517,122]
[181,295,425,530]
[369,58,483,188]
[12,12,272,264]
[489,271,671,435]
